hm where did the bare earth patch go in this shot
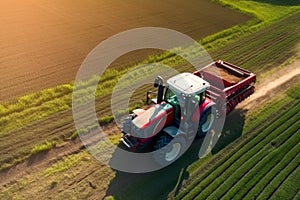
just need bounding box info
[239,59,300,110]
[0,0,249,101]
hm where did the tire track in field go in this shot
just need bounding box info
[239,60,300,110]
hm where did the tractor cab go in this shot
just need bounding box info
[164,73,210,123]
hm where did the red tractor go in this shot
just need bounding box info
[121,60,256,165]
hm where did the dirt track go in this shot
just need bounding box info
[0,0,249,101]
[240,59,300,109]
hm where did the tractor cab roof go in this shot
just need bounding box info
[167,73,210,95]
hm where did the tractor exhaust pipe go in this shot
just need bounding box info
[154,76,164,104]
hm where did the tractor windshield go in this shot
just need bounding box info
[164,88,179,106]
[165,88,205,106]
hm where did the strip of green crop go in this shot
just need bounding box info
[1,1,299,137]
[183,93,295,180]
[176,101,300,200]
[207,123,300,200]
[43,152,88,177]
[234,145,299,199]
[257,154,300,199]
[225,130,300,200]
[191,114,300,200]
[241,143,300,199]
[177,98,297,195]
[243,95,293,132]
[294,191,300,200]
[270,164,300,199]
[217,0,300,22]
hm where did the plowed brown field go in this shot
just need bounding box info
[0,0,249,101]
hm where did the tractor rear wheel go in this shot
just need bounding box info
[154,135,186,166]
[198,107,215,137]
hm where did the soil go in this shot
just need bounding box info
[203,66,243,85]
[0,0,250,102]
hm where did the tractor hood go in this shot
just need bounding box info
[126,103,174,139]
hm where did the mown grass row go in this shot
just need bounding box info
[1,1,299,137]
[204,121,300,200]
[257,155,300,199]
[268,161,300,200]
[240,142,300,199]
[178,103,300,199]
[43,152,89,177]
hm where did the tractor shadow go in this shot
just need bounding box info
[103,108,246,200]
[212,108,247,154]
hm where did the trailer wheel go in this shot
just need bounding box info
[154,135,186,166]
[198,107,215,137]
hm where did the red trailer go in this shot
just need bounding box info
[194,60,256,115]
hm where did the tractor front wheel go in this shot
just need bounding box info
[198,107,215,137]
[154,135,186,166]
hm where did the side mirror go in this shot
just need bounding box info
[154,77,159,88]
[152,76,164,104]
[154,76,163,88]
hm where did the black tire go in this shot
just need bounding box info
[198,107,215,137]
[153,134,186,166]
